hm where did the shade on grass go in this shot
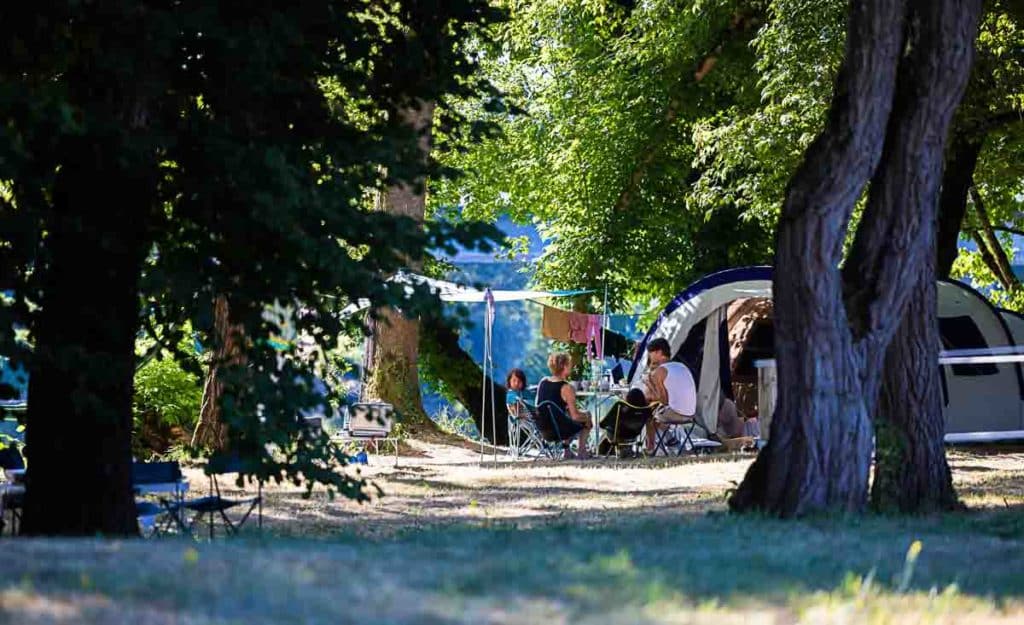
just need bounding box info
[1,508,1022,625]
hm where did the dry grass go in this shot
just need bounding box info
[1,443,1022,624]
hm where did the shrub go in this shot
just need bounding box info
[133,354,203,455]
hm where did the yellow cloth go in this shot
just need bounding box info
[541,305,572,341]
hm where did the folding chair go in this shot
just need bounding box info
[506,402,529,458]
[600,398,655,458]
[180,455,263,539]
[650,406,699,457]
[650,407,722,456]
[535,400,580,458]
[132,460,189,536]
[0,445,24,535]
[515,400,560,459]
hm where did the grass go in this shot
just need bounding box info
[2,445,1022,624]
[1,507,1023,624]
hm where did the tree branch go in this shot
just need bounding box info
[970,185,1021,290]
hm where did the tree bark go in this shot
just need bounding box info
[191,295,245,451]
[730,0,980,517]
[21,147,151,536]
[364,100,437,431]
[872,272,960,512]
[845,0,979,515]
[419,317,509,444]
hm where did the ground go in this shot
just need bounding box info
[1,443,1023,624]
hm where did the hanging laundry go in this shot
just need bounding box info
[603,329,632,359]
[584,314,603,359]
[541,305,572,341]
[567,312,590,344]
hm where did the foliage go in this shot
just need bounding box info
[434,0,1024,320]
[134,355,203,431]
[132,333,204,458]
[432,0,772,311]
[0,1,504,502]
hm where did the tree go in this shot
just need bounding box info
[191,295,245,451]
[363,0,506,430]
[432,0,771,309]
[0,1,498,536]
[728,0,981,516]
[363,101,437,429]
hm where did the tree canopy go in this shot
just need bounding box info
[0,1,501,535]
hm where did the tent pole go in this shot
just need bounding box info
[491,288,499,459]
[601,283,608,363]
[479,299,488,464]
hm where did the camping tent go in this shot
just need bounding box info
[628,266,1024,443]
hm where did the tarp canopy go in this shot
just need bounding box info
[341,272,592,316]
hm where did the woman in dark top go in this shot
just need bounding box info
[535,351,592,459]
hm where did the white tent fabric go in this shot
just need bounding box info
[697,305,725,435]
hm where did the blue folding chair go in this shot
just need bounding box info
[179,454,263,539]
[534,400,583,458]
[515,400,560,459]
[0,444,24,535]
[132,460,189,536]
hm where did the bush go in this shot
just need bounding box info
[133,354,203,455]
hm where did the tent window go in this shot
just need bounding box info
[938,315,997,376]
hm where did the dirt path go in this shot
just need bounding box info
[182,443,1024,538]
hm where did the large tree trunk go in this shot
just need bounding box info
[871,136,984,515]
[730,0,980,517]
[21,148,151,536]
[191,295,245,451]
[872,273,960,512]
[856,0,979,515]
[364,100,436,431]
[419,317,509,444]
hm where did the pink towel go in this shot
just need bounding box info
[567,312,604,358]
[567,312,590,344]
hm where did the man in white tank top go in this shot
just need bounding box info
[643,337,697,452]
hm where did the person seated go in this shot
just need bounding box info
[642,337,697,454]
[505,368,528,417]
[717,396,745,440]
[535,352,593,459]
[599,388,652,456]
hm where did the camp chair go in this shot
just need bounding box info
[506,401,529,458]
[600,398,655,458]
[535,400,583,458]
[179,455,263,539]
[132,460,189,536]
[514,400,559,459]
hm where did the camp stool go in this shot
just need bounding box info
[516,400,561,460]
[651,406,699,457]
[602,399,656,458]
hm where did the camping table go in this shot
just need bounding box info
[575,387,629,453]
